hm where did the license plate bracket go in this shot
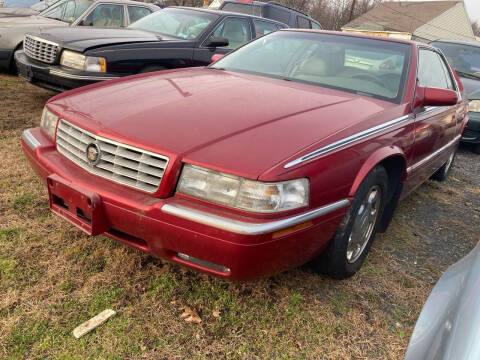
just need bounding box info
[47,174,108,235]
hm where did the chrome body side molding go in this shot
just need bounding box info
[407,135,461,173]
[284,115,411,169]
[161,199,351,235]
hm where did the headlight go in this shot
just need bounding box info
[469,99,480,113]
[60,50,106,72]
[177,165,309,213]
[40,107,59,139]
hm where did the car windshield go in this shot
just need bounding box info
[39,0,93,23]
[128,8,218,40]
[431,41,480,79]
[211,31,411,103]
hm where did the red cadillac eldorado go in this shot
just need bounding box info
[21,30,469,280]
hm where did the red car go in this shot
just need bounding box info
[21,30,468,280]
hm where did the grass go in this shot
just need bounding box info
[0,73,479,359]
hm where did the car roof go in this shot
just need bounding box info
[172,6,286,26]
[92,0,158,7]
[280,29,420,46]
[221,0,312,19]
[430,39,480,48]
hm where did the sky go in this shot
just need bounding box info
[464,0,480,23]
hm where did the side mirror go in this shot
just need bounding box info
[210,54,224,63]
[414,85,458,108]
[204,37,229,48]
[423,87,458,106]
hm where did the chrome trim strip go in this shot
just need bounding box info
[161,199,350,235]
[284,115,411,169]
[407,135,461,173]
[21,129,41,150]
[49,69,119,81]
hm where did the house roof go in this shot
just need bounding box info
[342,1,459,33]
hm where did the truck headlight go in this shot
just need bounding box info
[177,164,309,213]
[469,100,480,113]
[60,50,106,72]
[40,107,59,139]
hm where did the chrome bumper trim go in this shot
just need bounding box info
[21,129,41,150]
[161,199,350,235]
[49,69,119,81]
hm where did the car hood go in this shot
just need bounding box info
[0,14,65,27]
[405,241,480,360]
[33,27,179,52]
[0,7,39,17]
[459,76,480,100]
[47,68,398,180]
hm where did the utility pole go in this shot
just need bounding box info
[348,0,357,22]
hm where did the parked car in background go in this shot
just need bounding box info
[21,30,468,280]
[0,0,59,16]
[16,7,286,91]
[0,0,158,72]
[210,0,322,29]
[405,240,480,360]
[431,39,480,153]
[0,0,38,7]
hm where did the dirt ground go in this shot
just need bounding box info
[0,73,479,359]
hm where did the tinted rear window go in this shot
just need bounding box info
[222,3,262,17]
[263,6,290,25]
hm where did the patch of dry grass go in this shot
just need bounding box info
[0,74,478,359]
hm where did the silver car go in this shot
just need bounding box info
[405,241,480,359]
[0,0,158,71]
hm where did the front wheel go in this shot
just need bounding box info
[314,166,389,279]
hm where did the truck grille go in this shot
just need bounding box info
[24,35,59,64]
[56,119,169,193]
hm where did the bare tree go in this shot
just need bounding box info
[472,20,480,37]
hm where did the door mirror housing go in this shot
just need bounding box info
[414,85,458,108]
[210,54,225,63]
[204,37,229,48]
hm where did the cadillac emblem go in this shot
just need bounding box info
[86,143,101,165]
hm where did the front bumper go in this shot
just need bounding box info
[15,50,119,92]
[21,128,349,280]
[461,111,480,144]
[0,48,13,71]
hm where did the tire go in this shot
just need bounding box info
[431,146,456,182]
[314,166,389,279]
[473,143,480,155]
[139,65,167,74]
[10,43,23,74]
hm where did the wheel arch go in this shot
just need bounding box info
[349,147,407,232]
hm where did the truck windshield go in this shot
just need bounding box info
[40,0,93,23]
[211,31,411,103]
[128,8,219,40]
[431,41,480,79]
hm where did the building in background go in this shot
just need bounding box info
[342,1,475,42]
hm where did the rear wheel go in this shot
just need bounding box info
[431,146,456,181]
[314,166,388,279]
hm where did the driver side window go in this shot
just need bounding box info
[82,4,125,27]
[418,49,451,89]
[210,17,251,49]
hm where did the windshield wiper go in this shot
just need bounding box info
[455,70,480,80]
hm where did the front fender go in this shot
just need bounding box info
[348,146,407,197]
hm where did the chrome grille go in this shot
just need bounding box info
[24,35,58,64]
[56,119,169,193]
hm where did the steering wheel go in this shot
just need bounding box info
[348,73,384,87]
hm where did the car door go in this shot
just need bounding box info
[411,47,459,179]
[193,16,252,66]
